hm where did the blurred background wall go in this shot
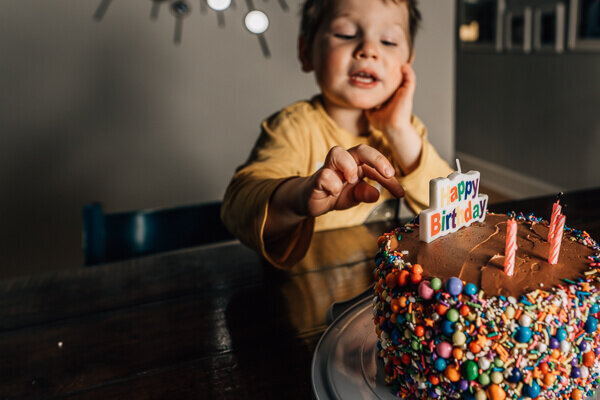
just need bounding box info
[456,0,600,198]
[0,0,455,277]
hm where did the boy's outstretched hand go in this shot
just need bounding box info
[265,145,404,242]
[365,63,422,175]
[302,144,405,217]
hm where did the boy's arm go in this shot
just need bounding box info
[263,145,405,261]
[221,112,313,268]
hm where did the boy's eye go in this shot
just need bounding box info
[334,33,356,40]
[381,40,397,46]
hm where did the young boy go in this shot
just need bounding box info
[222,0,453,268]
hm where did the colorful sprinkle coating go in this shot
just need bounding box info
[373,214,600,399]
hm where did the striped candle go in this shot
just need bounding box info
[504,219,517,276]
[548,201,562,242]
[548,214,566,264]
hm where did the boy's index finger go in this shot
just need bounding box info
[361,164,405,198]
[347,144,395,179]
[324,146,359,184]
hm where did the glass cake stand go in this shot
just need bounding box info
[311,293,600,400]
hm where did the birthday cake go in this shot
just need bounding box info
[373,171,600,400]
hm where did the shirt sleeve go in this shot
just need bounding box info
[397,115,454,213]
[221,108,315,269]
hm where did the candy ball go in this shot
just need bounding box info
[434,357,447,371]
[505,367,522,383]
[579,340,590,352]
[556,328,568,341]
[418,281,435,300]
[446,277,463,296]
[523,380,541,398]
[436,341,453,359]
[453,331,467,346]
[453,347,464,360]
[583,351,595,367]
[571,367,581,378]
[460,304,471,316]
[410,273,422,284]
[463,360,479,381]
[486,384,506,400]
[560,340,571,353]
[431,277,442,291]
[478,372,490,386]
[469,342,482,354]
[464,282,477,296]
[478,357,491,371]
[490,371,503,384]
[458,379,469,391]
[437,304,449,316]
[518,314,532,327]
[445,364,461,382]
[398,270,410,286]
[543,373,556,387]
[580,366,590,379]
[446,308,459,322]
[515,326,532,343]
[429,374,440,385]
[412,264,423,275]
[549,337,560,349]
[591,303,599,314]
[585,316,598,333]
[474,389,487,400]
[441,320,455,336]
[505,306,515,319]
[571,388,583,400]
[493,358,504,368]
[415,325,425,337]
[385,272,398,289]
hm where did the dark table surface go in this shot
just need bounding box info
[1,188,599,399]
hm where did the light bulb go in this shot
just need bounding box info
[207,0,231,12]
[245,10,269,34]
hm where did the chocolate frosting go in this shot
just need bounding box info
[389,213,594,297]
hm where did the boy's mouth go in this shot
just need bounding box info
[349,70,379,86]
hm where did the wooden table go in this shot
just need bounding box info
[1,188,599,399]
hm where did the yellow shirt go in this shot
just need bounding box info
[222,96,453,268]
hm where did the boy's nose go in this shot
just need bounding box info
[355,41,378,60]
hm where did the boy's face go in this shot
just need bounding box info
[303,0,412,111]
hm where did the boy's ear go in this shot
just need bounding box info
[298,35,313,72]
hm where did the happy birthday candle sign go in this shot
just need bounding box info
[419,170,489,243]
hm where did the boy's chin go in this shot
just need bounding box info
[350,99,385,111]
[346,93,390,111]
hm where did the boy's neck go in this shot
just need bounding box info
[321,97,370,137]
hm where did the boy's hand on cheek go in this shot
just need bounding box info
[302,145,405,217]
[366,63,416,137]
[365,64,422,175]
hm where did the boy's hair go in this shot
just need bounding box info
[300,0,421,56]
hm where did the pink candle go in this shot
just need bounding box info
[548,214,566,264]
[504,219,517,276]
[548,201,562,242]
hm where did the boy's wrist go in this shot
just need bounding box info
[385,121,416,143]
[272,176,310,219]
